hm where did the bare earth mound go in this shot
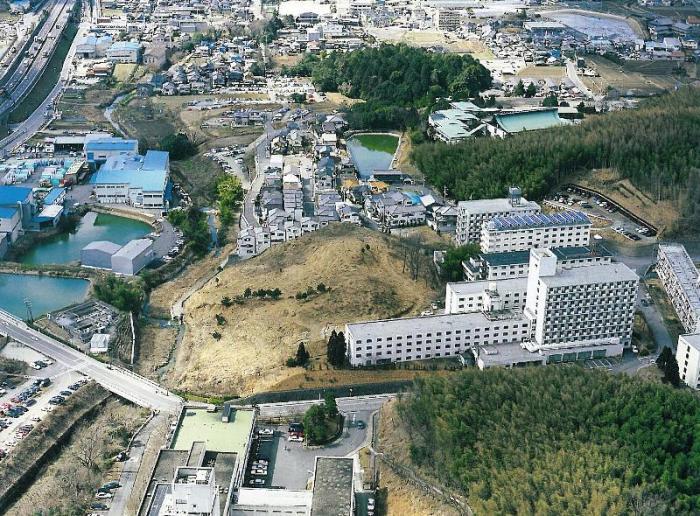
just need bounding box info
[171,224,439,396]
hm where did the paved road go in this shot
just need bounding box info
[108,413,168,516]
[0,310,182,413]
[565,59,596,100]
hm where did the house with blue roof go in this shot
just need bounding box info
[90,150,170,209]
[84,137,139,169]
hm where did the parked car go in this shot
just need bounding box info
[95,492,113,499]
[102,481,121,490]
[90,502,108,510]
[257,428,274,436]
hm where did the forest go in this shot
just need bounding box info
[398,366,700,515]
[282,44,491,129]
[411,88,700,232]
[395,367,700,515]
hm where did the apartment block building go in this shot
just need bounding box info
[676,333,700,390]
[463,245,611,281]
[656,243,700,334]
[480,210,591,253]
[523,248,638,351]
[455,189,540,245]
[346,248,638,368]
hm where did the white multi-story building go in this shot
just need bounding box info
[346,248,638,368]
[455,189,540,245]
[160,467,220,516]
[463,246,612,281]
[677,333,700,390]
[523,248,637,351]
[656,243,700,334]
[445,277,528,314]
[480,211,591,253]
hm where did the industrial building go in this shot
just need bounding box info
[310,457,356,516]
[346,248,638,368]
[83,136,140,168]
[455,188,540,245]
[676,333,700,390]
[111,238,155,275]
[90,150,170,209]
[656,243,700,334]
[0,186,35,242]
[479,210,592,253]
[81,241,123,269]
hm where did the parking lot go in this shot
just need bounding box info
[245,418,369,491]
[546,186,656,242]
[0,363,87,460]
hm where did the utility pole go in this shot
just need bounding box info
[24,298,33,323]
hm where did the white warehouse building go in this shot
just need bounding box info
[656,243,700,334]
[111,239,155,276]
[455,188,540,246]
[346,248,638,369]
[480,211,592,253]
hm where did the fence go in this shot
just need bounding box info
[230,380,413,406]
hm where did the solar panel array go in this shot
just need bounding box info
[487,210,591,231]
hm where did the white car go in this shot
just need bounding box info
[95,492,113,499]
[257,428,274,436]
[288,435,303,442]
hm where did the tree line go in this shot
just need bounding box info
[411,88,700,232]
[395,367,700,514]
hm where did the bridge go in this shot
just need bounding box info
[0,308,182,413]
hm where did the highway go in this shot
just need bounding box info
[0,309,183,413]
[0,0,90,156]
[0,0,75,119]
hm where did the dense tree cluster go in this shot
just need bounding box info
[412,89,700,230]
[326,330,347,367]
[159,133,198,161]
[303,44,491,106]
[93,276,145,313]
[656,346,681,387]
[283,44,490,129]
[216,175,244,225]
[167,207,210,256]
[303,394,340,444]
[396,367,700,514]
[440,244,480,282]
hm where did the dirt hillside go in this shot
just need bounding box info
[170,224,439,396]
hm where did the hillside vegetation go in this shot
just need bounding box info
[392,367,700,515]
[172,224,439,395]
[412,88,700,232]
[284,44,491,129]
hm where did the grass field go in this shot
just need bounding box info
[54,86,120,131]
[168,224,441,396]
[582,55,685,96]
[112,63,137,82]
[368,28,494,59]
[575,168,678,234]
[113,97,178,147]
[517,65,567,79]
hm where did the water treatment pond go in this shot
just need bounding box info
[346,134,399,179]
[0,273,89,319]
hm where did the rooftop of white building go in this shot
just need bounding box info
[447,277,528,297]
[486,210,591,232]
[457,197,540,214]
[540,262,638,288]
[679,333,700,351]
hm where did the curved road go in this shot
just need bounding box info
[0,309,182,413]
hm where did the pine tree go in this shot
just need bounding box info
[296,342,310,366]
[514,79,525,96]
[327,330,338,364]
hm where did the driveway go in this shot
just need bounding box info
[249,419,369,490]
